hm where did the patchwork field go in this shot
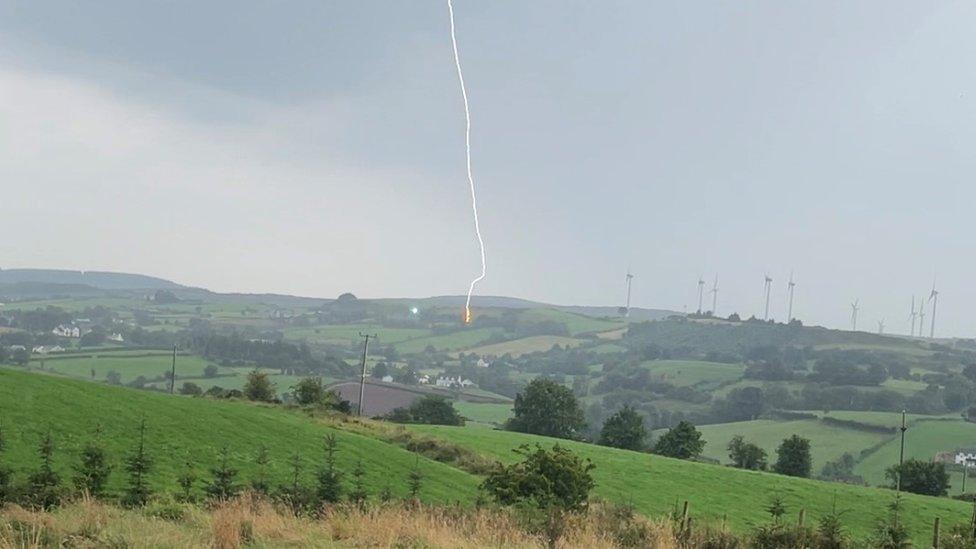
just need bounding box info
[465,335,584,357]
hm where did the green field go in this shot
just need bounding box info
[517,308,625,336]
[465,335,584,357]
[393,327,505,354]
[0,369,479,502]
[639,359,745,387]
[282,324,431,346]
[408,424,969,544]
[454,401,512,425]
[693,419,892,473]
[31,353,224,384]
[856,419,976,487]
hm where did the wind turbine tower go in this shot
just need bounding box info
[787,272,796,323]
[697,277,705,314]
[929,283,939,339]
[878,319,885,335]
[918,298,926,336]
[908,296,917,337]
[710,275,719,315]
[623,270,634,317]
[763,275,773,320]
[850,299,860,331]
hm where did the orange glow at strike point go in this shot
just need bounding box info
[463,307,472,324]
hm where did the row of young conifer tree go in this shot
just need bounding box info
[0,420,423,512]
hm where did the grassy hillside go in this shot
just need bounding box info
[693,419,892,472]
[407,424,971,544]
[0,369,480,503]
[465,335,584,357]
[856,419,976,487]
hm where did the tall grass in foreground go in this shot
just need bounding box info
[0,493,741,548]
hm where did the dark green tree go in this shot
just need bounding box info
[598,406,646,451]
[482,444,595,512]
[244,370,276,402]
[653,421,705,459]
[819,453,865,484]
[316,434,342,504]
[73,426,112,497]
[122,419,153,507]
[727,435,767,470]
[385,395,465,426]
[177,456,197,502]
[252,445,271,495]
[773,435,812,478]
[348,460,367,505]
[28,431,62,509]
[205,446,239,500]
[279,451,312,513]
[179,382,203,396]
[407,460,423,500]
[506,378,585,439]
[293,377,325,406]
[884,459,950,496]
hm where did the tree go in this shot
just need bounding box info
[773,435,811,478]
[105,370,122,385]
[407,461,423,500]
[73,427,112,497]
[244,370,276,402]
[28,432,61,509]
[482,444,595,512]
[122,419,153,507]
[598,406,647,451]
[653,421,705,459]
[384,395,465,426]
[317,434,342,504]
[727,435,767,470]
[177,456,197,502]
[371,362,389,380]
[293,377,326,406]
[885,459,950,496]
[11,347,29,366]
[205,446,239,500]
[179,382,203,396]
[819,453,865,485]
[506,378,585,439]
[203,364,219,378]
[349,460,367,505]
[252,445,271,495]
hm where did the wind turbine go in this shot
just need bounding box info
[850,299,860,331]
[929,281,939,338]
[623,270,634,317]
[763,275,773,320]
[908,296,917,337]
[709,275,719,315]
[697,276,705,314]
[918,298,926,336]
[786,272,796,323]
[878,319,885,335]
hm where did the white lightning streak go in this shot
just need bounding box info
[447,0,486,324]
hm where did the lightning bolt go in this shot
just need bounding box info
[447,0,486,325]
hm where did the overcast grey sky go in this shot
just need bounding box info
[1,1,974,336]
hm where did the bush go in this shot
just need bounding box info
[179,382,203,396]
[482,444,595,512]
[727,435,767,470]
[885,458,949,496]
[293,377,326,406]
[773,435,811,478]
[653,421,705,459]
[384,395,465,426]
[243,370,276,402]
[598,406,647,451]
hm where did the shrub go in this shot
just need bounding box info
[122,419,153,507]
[653,421,705,459]
[316,434,342,504]
[179,382,203,396]
[482,444,595,512]
[205,446,239,501]
[28,432,62,509]
[727,435,767,470]
[598,406,647,451]
[384,395,465,426]
[243,370,276,402]
[73,427,112,497]
[773,435,811,478]
[885,458,949,496]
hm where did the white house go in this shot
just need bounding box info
[435,376,476,389]
[417,374,431,385]
[381,375,394,383]
[476,357,491,368]
[108,333,125,343]
[52,325,81,338]
[955,452,976,466]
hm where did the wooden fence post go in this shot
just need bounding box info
[932,516,940,549]
[798,508,806,528]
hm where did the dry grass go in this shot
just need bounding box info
[0,494,715,548]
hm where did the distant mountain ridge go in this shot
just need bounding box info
[0,269,183,290]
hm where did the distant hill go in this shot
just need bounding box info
[401,295,678,321]
[0,269,183,290]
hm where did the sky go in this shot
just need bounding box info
[0,1,974,336]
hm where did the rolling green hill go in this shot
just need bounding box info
[0,369,479,502]
[407,424,970,545]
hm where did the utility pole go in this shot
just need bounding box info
[897,409,907,493]
[357,333,376,416]
[170,344,177,394]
